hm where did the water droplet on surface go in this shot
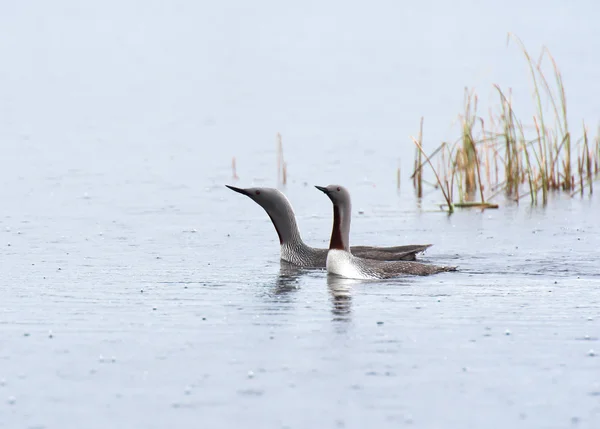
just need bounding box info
[99,355,104,363]
[111,356,116,363]
[7,396,15,405]
[376,321,384,325]
[152,307,157,311]
[184,386,192,395]
[48,331,53,339]
[588,349,596,357]
[247,371,254,379]
[23,332,30,337]
[505,330,511,336]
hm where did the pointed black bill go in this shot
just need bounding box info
[315,185,328,194]
[225,185,250,196]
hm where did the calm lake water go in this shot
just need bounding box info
[1,1,600,428]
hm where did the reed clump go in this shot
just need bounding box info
[411,35,599,212]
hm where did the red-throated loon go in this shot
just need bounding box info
[315,184,457,279]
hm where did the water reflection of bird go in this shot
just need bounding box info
[272,261,305,296]
[253,263,305,318]
[316,185,458,279]
[327,275,359,322]
[226,185,431,268]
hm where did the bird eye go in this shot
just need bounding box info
[255,190,261,195]
[336,187,341,192]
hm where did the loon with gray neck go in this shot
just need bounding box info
[316,184,457,279]
[226,185,431,268]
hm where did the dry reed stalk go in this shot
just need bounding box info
[495,85,518,195]
[455,149,465,203]
[533,116,549,204]
[570,123,596,197]
[231,157,239,181]
[276,133,287,185]
[484,135,491,189]
[415,118,424,197]
[475,118,487,202]
[583,123,592,195]
[578,153,584,197]
[441,142,448,193]
[461,89,478,196]
[596,128,600,175]
[412,140,446,180]
[548,50,572,190]
[411,137,453,213]
[454,202,499,209]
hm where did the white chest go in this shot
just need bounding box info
[326,249,371,280]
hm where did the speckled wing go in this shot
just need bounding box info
[351,244,432,261]
[353,257,457,278]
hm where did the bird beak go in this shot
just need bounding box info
[314,185,329,194]
[225,185,250,196]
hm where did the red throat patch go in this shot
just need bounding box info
[329,205,345,250]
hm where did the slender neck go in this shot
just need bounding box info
[329,203,350,251]
[265,200,304,246]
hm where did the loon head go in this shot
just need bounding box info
[315,185,351,206]
[226,185,298,245]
